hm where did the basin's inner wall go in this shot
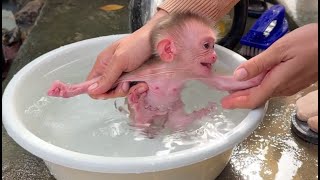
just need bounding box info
[13,35,250,157]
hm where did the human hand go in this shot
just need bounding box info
[221,23,318,109]
[86,10,168,99]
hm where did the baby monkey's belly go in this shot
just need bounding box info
[127,88,183,126]
[128,95,179,124]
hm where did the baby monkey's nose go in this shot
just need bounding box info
[211,51,217,63]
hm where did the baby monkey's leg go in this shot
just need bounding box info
[127,86,155,125]
[166,101,216,130]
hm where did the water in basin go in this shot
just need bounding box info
[21,55,250,157]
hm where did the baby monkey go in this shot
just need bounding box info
[48,12,265,131]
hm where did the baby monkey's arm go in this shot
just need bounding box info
[47,77,100,98]
[201,71,267,92]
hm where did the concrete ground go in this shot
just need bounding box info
[2,0,318,179]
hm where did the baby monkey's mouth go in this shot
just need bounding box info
[200,62,212,70]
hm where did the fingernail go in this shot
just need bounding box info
[138,86,147,93]
[234,68,248,81]
[88,83,98,91]
[121,83,129,92]
[221,102,233,109]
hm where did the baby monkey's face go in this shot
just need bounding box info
[177,22,218,77]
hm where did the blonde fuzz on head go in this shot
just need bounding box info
[150,12,218,54]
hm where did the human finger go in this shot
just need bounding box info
[233,42,286,81]
[88,82,130,99]
[87,58,125,95]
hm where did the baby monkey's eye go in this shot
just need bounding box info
[203,42,210,49]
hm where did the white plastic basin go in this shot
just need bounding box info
[2,34,267,180]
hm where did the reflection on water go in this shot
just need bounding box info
[23,80,249,157]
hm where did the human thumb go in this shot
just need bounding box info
[87,61,123,95]
[233,44,283,81]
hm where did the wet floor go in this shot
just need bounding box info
[2,0,318,179]
[217,84,318,180]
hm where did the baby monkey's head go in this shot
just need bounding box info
[150,12,218,76]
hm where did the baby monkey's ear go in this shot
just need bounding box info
[156,38,176,62]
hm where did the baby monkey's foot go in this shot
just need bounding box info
[128,85,148,103]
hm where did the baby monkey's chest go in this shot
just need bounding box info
[144,80,184,110]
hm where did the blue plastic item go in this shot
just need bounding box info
[239,4,289,57]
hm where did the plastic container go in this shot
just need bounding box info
[2,34,267,180]
[239,4,289,57]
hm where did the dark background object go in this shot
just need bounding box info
[248,0,268,18]
[291,114,318,145]
[217,0,248,50]
[129,0,249,51]
[2,47,5,76]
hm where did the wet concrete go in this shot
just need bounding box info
[217,84,318,180]
[2,0,130,179]
[2,0,318,179]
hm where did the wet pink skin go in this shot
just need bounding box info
[47,77,100,98]
[47,57,265,131]
[47,19,266,132]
